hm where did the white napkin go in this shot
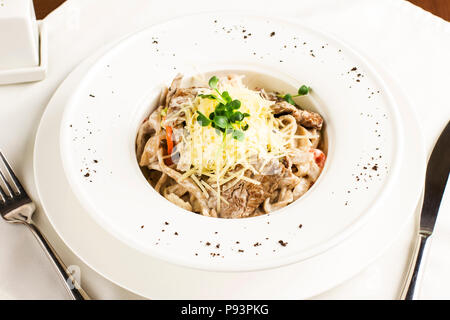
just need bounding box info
[0,0,448,299]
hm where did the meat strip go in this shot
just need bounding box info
[270,101,323,129]
[219,161,285,218]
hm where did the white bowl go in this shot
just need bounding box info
[59,13,400,272]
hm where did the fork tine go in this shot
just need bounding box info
[0,182,7,201]
[0,152,24,194]
[0,169,12,200]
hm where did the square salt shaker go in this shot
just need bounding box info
[0,0,40,69]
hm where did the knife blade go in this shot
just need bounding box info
[401,120,450,299]
[420,121,450,234]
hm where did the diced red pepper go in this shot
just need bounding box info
[310,148,326,169]
[165,125,174,165]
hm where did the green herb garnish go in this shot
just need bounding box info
[279,85,311,105]
[196,111,211,126]
[196,76,249,142]
[297,85,310,96]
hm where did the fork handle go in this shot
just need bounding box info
[24,222,89,300]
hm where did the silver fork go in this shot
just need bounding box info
[0,151,89,300]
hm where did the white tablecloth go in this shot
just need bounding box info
[0,0,448,299]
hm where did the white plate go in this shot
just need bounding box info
[57,14,409,272]
[34,25,425,299]
[34,17,424,299]
[33,44,423,299]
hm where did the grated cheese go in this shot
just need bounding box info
[190,174,209,199]
[183,84,287,186]
[200,180,229,205]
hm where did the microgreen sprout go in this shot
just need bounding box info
[196,76,249,142]
[279,85,311,105]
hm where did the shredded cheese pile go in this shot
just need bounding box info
[177,82,293,196]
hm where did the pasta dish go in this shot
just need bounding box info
[136,74,325,218]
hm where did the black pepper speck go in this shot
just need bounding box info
[278,240,288,247]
